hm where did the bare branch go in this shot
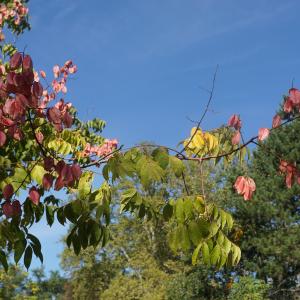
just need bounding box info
[180,65,219,154]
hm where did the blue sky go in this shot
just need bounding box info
[13,0,300,274]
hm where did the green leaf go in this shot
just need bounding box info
[24,246,33,270]
[0,250,8,272]
[11,167,28,190]
[64,203,78,223]
[226,213,233,230]
[197,219,211,239]
[218,250,228,269]
[213,206,219,220]
[152,147,169,169]
[137,156,164,188]
[89,222,102,247]
[120,188,137,213]
[202,242,210,265]
[183,198,193,219]
[216,231,224,245]
[138,204,146,218]
[31,243,43,263]
[31,165,46,185]
[175,198,185,223]
[223,237,232,255]
[34,203,45,223]
[210,244,221,265]
[78,172,93,199]
[46,206,55,226]
[163,203,173,221]
[209,221,220,237]
[14,239,27,264]
[179,224,191,251]
[192,242,202,265]
[239,146,247,163]
[220,210,227,229]
[56,207,66,225]
[169,156,185,177]
[72,234,81,255]
[231,244,241,265]
[188,221,203,246]
[102,164,109,181]
[78,223,89,250]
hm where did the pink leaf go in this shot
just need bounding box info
[258,128,270,141]
[289,88,300,106]
[272,114,281,128]
[0,131,6,146]
[231,130,241,145]
[35,131,44,143]
[53,65,60,78]
[233,176,246,194]
[228,114,242,130]
[40,70,46,78]
[283,99,293,113]
[234,176,256,200]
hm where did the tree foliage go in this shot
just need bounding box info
[0,1,299,279]
[217,118,300,299]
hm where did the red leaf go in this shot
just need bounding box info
[12,200,22,216]
[22,69,34,85]
[29,187,40,205]
[47,107,61,124]
[2,201,13,218]
[22,55,33,71]
[3,184,14,200]
[32,81,43,98]
[54,176,64,191]
[63,111,73,128]
[55,160,65,174]
[44,157,54,171]
[10,52,22,70]
[42,174,54,191]
[16,94,29,107]
[71,164,82,181]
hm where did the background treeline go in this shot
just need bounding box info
[1,118,300,300]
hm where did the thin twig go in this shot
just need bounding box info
[181,172,190,196]
[27,109,46,157]
[180,65,219,154]
[199,161,206,198]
